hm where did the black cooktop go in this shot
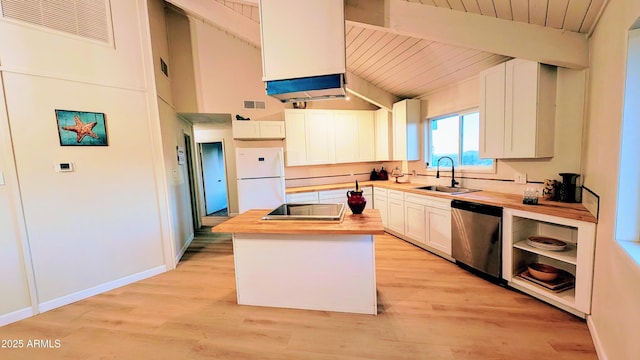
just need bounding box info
[262,203,345,221]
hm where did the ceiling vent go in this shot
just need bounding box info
[243,100,266,110]
[0,0,111,43]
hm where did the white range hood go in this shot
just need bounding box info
[259,0,347,102]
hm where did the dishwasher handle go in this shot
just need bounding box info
[451,199,503,217]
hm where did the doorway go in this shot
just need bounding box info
[183,134,199,230]
[200,141,229,216]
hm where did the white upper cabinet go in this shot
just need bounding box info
[284,110,308,166]
[284,109,375,166]
[392,99,420,161]
[480,59,557,159]
[356,111,375,162]
[479,63,506,159]
[333,111,359,163]
[504,59,556,158]
[232,120,285,140]
[374,109,391,161]
[305,110,336,165]
[284,109,336,166]
[259,0,345,81]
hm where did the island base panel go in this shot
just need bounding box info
[232,233,377,315]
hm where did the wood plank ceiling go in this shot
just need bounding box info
[214,0,606,99]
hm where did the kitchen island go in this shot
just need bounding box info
[213,209,385,315]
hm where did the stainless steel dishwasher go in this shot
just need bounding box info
[451,200,503,283]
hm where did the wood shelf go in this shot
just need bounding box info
[513,240,577,265]
[510,277,576,311]
[503,208,596,318]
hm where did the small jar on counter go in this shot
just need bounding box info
[523,188,539,205]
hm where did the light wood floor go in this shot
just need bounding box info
[0,229,597,359]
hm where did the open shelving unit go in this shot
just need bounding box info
[503,208,596,318]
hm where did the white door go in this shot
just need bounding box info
[237,177,285,213]
[201,142,228,215]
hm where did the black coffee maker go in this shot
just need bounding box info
[558,173,580,202]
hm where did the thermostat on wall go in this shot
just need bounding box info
[55,162,74,172]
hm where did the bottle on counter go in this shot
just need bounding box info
[370,168,379,181]
[378,166,388,180]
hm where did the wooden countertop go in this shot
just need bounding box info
[286,181,597,223]
[212,209,386,235]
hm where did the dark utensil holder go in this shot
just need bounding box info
[558,173,580,202]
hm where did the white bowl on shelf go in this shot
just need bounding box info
[527,236,567,251]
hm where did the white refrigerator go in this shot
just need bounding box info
[236,147,286,213]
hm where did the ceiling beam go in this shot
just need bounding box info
[346,0,589,69]
[345,72,400,111]
[165,0,261,46]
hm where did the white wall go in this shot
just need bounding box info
[158,100,195,262]
[0,0,170,321]
[583,1,640,359]
[191,19,285,120]
[168,11,198,113]
[149,0,197,263]
[5,74,165,304]
[0,78,34,325]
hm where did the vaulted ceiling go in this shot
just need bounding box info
[172,0,608,107]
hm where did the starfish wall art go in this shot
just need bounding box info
[56,110,108,146]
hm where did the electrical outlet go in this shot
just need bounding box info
[514,172,527,184]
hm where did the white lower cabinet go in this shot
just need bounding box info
[373,187,388,228]
[503,208,596,318]
[403,192,452,257]
[387,190,405,235]
[373,187,452,259]
[286,191,319,204]
[427,207,451,255]
[404,202,426,243]
[318,186,373,210]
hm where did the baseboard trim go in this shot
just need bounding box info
[0,307,35,327]
[175,233,195,263]
[38,265,167,313]
[587,315,607,360]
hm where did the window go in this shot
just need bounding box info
[616,26,640,263]
[426,110,493,169]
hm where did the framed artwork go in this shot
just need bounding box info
[56,109,108,146]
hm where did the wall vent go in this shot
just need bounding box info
[243,100,266,110]
[0,0,111,43]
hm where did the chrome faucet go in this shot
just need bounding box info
[436,156,459,188]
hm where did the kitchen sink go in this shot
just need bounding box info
[413,185,480,195]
